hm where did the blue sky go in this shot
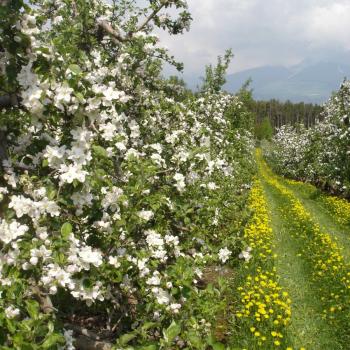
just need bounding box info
[157,0,350,80]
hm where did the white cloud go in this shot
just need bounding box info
[304,2,350,50]
[157,0,350,81]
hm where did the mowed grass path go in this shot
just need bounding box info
[261,179,343,350]
[283,180,350,264]
[257,160,349,349]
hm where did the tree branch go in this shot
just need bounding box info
[174,224,190,232]
[0,94,19,108]
[74,335,113,350]
[64,324,113,350]
[133,1,168,34]
[0,130,7,163]
[64,324,113,341]
[98,20,126,43]
[98,1,170,43]
[31,286,57,314]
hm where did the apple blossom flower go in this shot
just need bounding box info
[218,247,232,263]
[5,306,20,319]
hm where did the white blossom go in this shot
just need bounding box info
[5,306,20,319]
[173,173,186,192]
[169,303,182,313]
[137,210,154,222]
[152,287,170,305]
[218,247,232,263]
[239,247,252,262]
[146,274,161,286]
[145,230,164,247]
[77,246,103,268]
[109,256,121,268]
[58,164,88,184]
[0,219,29,244]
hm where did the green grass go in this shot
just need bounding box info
[261,179,344,350]
[282,180,350,264]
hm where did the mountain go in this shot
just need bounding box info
[223,58,350,104]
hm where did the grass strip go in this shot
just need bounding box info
[257,151,350,348]
[231,180,294,349]
[263,179,343,350]
[285,178,350,227]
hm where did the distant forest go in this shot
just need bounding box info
[252,99,323,129]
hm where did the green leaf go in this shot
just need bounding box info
[41,333,65,349]
[181,285,191,298]
[187,331,203,348]
[47,188,57,200]
[26,300,39,320]
[42,159,49,167]
[119,332,137,346]
[61,222,72,239]
[163,321,181,343]
[75,92,85,102]
[136,345,157,350]
[82,278,93,288]
[141,322,156,331]
[92,145,108,158]
[6,319,16,334]
[38,47,50,55]
[72,179,80,188]
[212,343,226,350]
[112,271,123,283]
[68,64,81,75]
[47,321,54,333]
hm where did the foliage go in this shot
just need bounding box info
[201,49,234,93]
[230,79,256,132]
[0,0,255,348]
[254,117,273,141]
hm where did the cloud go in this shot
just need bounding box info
[303,2,350,50]
[157,0,350,80]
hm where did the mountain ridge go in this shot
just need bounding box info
[223,59,350,104]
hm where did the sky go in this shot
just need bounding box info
[157,0,350,81]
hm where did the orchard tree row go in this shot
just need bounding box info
[0,1,256,349]
[264,80,350,197]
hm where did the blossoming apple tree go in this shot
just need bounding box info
[265,80,350,196]
[0,0,255,348]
